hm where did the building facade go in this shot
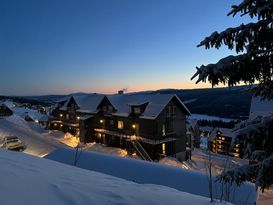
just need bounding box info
[50,93,190,161]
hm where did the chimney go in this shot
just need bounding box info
[118,90,124,94]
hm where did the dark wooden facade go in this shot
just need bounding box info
[50,94,190,161]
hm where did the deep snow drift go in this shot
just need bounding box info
[46,148,257,205]
[0,149,230,205]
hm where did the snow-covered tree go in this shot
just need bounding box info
[192,0,273,191]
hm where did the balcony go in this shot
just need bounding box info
[94,128,176,145]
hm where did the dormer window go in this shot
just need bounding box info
[167,106,176,117]
[108,106,113,112]
[134,107,141,114]
[102,106,107,112]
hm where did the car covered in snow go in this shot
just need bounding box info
[0,136,26,151]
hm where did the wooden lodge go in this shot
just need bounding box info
[209,128,242,158]
[49,93,191,161]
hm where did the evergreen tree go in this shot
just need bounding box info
[192,0,273,191]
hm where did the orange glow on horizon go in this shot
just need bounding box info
[54,81,247,95]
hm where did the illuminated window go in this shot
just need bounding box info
[162,124,166,136]
[100,119,104,124]
[118,121,124,129]
[162,143,166,155]
[77,116,80,120]
[222,137,225,140]
[60,124,63,127]
[60,114,63,118]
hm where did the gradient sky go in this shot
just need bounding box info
[0,0,251,96]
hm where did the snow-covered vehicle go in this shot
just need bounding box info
[0,136,26,151]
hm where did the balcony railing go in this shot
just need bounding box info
[94,128,176,145]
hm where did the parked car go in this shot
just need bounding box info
[0,136,26,151]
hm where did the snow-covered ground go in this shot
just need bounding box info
[45,148,257,205]
[0,115,66,156]
[0,149,232,205]
[188,114,239,122]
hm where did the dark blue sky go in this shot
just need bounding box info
[0,0,250,95]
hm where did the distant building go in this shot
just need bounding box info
[249,96,273,120]
[209,127,242,158]
[0,103,13,117]
[24,111,49,127]
[186,119,201,148]
[50,93,191,161]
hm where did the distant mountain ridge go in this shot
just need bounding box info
[1,85,253,119]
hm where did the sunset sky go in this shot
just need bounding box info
[0,0,251,96]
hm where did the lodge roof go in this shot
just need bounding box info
[108,93,190,119]
[60,94,104,113]
[59,93,190,119]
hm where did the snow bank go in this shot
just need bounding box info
[189,114,238,122]
[46,148,257,205]
[0,149,230,205]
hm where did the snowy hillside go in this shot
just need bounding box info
[46,148,257,205]
[0,149,231,205]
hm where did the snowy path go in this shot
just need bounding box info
[0,116,66,156]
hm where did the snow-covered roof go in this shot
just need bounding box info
[26,111,49,122]
[59,93,190,119]
[249,96,273,120]
[211,127,233,138]
[0,100,15,109]
[189,114,238,122]
[0,149,230,205]
[46,148,257,205]
[60,94,104,113]
[199,126,214,132]
[108,93,190,119]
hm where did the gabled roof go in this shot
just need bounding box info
[108,93,190,119]
[59,93,190,119]
[210,127,233,138]
[60,94,104,113]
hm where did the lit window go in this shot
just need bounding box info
[134,107,141,114]
[60,114,63,118]
[222,137,225,140]
[162,143,166,155]
[60,124,63,127]
[100,119,104,124]
[162,124,166,136]
[77,116,80,120]
[118,121,124,129]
